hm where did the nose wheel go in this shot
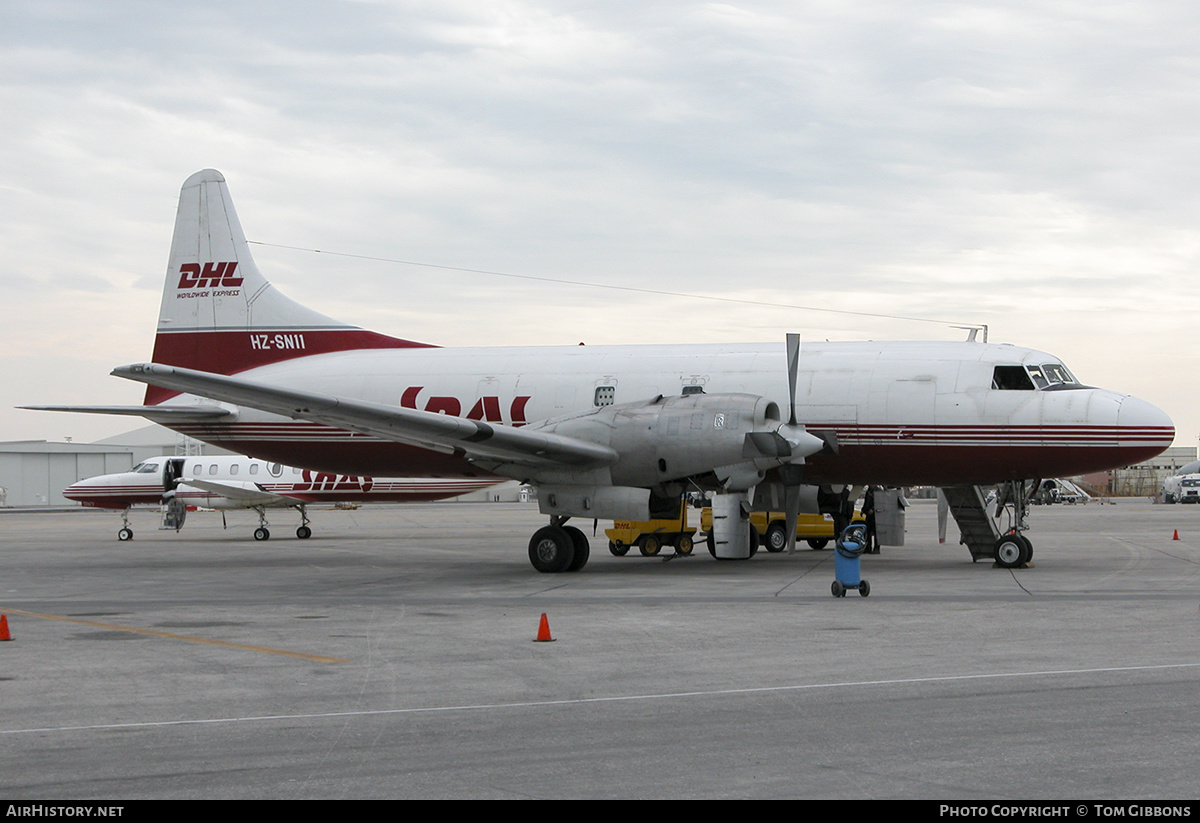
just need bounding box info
[992,481,1035,568]
[994,532,1033,568]
[117,508,133,541]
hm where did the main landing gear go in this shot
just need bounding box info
[528,517,590,573]
[295,505,312,540]
[250,505,314,541]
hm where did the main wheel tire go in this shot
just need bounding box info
[747,526,759,558]
[529,525,576,573]
[807,538,829,550]
[640,535,661,557]
[676,534,694,556]
[118,528,133,541]
[994,534,1025,568]
[706,532,716,557]
[765,522,788,552]
[609,540,629,557]
[1018,534,1033,565]
[562,525,591,572]
[296,526,312,539]
[254,527,270,541]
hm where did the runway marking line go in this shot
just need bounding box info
[0,606,350,664]
[2,660,1197,736]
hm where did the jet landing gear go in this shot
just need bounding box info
[251,506,271,541]
[118,508,133,541]
[250,505,313,541]
[295,506,312,540]
[528,517,590,573]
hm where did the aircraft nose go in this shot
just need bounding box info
[1114,395,1174,466]
[1117,394,1175,436]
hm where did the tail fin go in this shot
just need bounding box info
[147,170,429,404]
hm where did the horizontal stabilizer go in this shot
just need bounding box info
[19,404,233,421]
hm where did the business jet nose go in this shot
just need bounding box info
[62,481,92,502]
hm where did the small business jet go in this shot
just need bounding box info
[64,454,497,541]
[28,170,1174,572]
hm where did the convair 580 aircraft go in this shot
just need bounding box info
[65,454,498,541]
[29,170,1174,573]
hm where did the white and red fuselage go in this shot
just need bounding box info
[64,454,497,510]
[146,339,1173,489]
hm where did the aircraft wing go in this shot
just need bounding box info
[112,363,618,470]
[178,478,294,506]
[19,404,233,422]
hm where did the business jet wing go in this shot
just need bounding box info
[19,404,234,422]
[112,363,618,471]
[177,478,294,506]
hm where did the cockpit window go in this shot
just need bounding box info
[134,462,159,473]
[992,366,1035,390]
[1041,363,1077,385]
[993,363,1079,390]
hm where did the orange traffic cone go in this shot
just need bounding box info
[534,613,554,642]
[1173,530,1180,541]
[0,615,11,641]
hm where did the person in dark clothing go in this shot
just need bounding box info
[862,486,880,554]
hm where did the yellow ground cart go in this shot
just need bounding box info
[606,501,860,557]
[605,497,699,557]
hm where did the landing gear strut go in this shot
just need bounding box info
[118,507,133,541]
[252,506,270,541]
[992,480,1035,568]
[528,517,590,573]
[296,505,312,539]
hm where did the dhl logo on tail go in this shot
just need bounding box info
[177,262,243,290]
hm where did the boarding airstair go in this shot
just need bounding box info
[940,485,1000,561]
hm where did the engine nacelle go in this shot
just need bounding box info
[543,392,783,488]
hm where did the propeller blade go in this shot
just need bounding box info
[786,333,800,426]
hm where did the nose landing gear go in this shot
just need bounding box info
[992,480,1035,569]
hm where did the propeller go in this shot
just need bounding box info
[780,333,804,553]
[738,334,822,553]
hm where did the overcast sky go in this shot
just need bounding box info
[3,1,1198,451]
